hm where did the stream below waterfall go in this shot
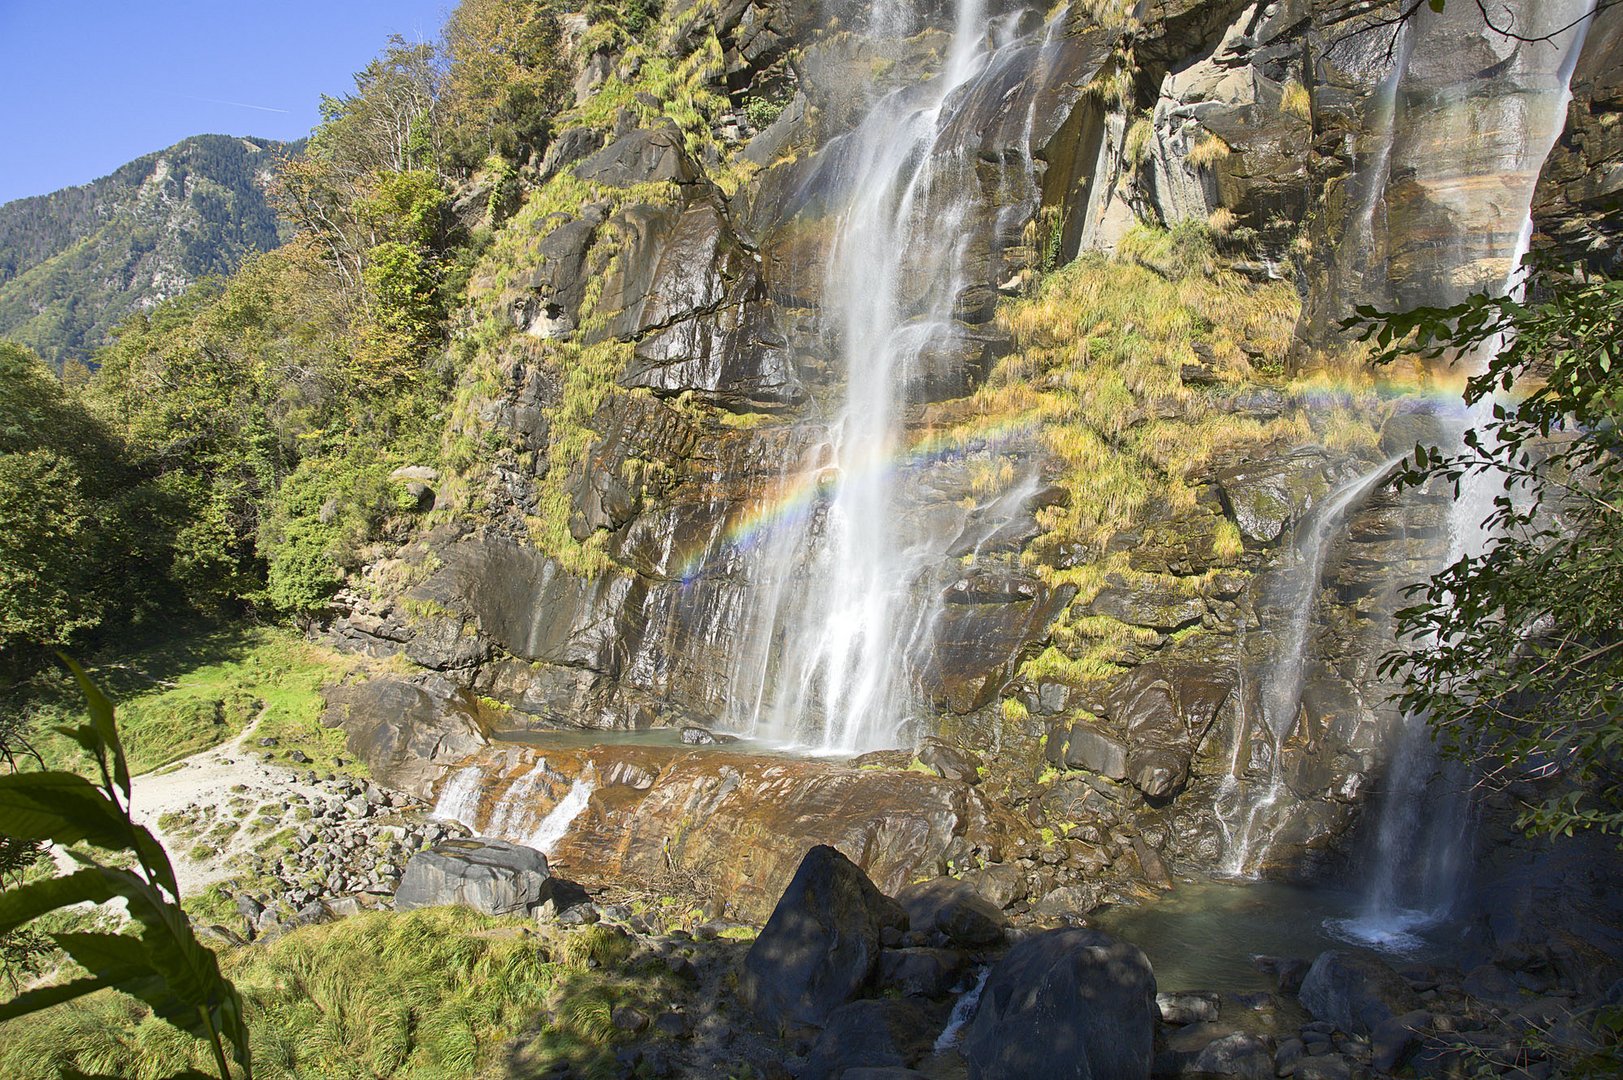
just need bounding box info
[1091,877,1460,995]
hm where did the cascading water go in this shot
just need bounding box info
[719,0,1035,753]
[1331,0,1599,949]
[1217,460,1400,875]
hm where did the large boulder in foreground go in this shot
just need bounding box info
[1298,950,1424,1037]
[962,928,1156,1080]
[739,845,908,1028]
[394,837,551,916]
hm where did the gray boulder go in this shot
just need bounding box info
[962,928,1156,1079]
[394,838,551,916]
[1192,1032,1275,1080]
[738,845,908,1028]
[800,998,932,1080]
[894,878,1007,947]
[1298,950,1425,1037]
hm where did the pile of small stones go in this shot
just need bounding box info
[202,772,471,941]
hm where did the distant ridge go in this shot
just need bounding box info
[0,133,298,369]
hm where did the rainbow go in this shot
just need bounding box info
[672,372,1477,584]
[674,412,1043,584]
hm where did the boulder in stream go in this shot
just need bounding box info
[738,845,907,1028]
[1298,950,1424,1037]
[894,877,1007,947]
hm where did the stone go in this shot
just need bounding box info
[681,725,739,746]
[1298,950,1425,1038]
[611,1006,650,1034]
[738,845,907,1029]
[961,928,1156,1080]
[1157,990,1221,1025]
[958,863,1026,910]
[800,998,932,1080]
[894,878,1006,948]
[878,947,967,998]
[1370,1010,1430,1073]
[916,738,982,784]
[393,838,551,917]
[1106,661,1232,800]
[574,123,700,188]
[1192,1032,1275,1080]
[1031,885,1103,919]
[1058,722,1129,780]
[1214,450,1331,545]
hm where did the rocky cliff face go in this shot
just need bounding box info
[324,0,1623,908]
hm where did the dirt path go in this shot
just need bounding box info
[126,719,327,898]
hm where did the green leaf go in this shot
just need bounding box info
[0,867,127,937]
[0,771,131,848]
[60,655,130,802]
[0,976,110,1022]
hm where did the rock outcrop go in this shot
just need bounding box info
[394,837,554,916]
[738,845,907,1028]
[961,928,1157,1080]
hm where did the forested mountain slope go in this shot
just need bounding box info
[0,134,291,369]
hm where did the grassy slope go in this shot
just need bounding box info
[0,912,682,1080]
[20,625,358,778]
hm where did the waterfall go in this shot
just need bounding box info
[1332,0,1598,950]
[723,0,1021,753]
[1217,460,1400,876]
[528,768,596,856]
[432,762,486,830]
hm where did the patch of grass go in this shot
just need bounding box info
[1280,79,1312,121]
[20,626,354,777]
[1187,132,1232,170]
[0,908,682,1080]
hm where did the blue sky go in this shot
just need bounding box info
[0,1,453,205]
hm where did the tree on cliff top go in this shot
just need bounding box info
[1363,260,1623,838]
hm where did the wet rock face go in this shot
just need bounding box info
[1532,4,1623,272]
[962,928,1157,1080]
[738,845,907,1028]
[1106,661,1232,800]
[321,677,488,800]
[549,745,1027,921]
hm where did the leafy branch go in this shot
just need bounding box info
[0,658,251,1079]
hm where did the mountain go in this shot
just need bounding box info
[0,134,294,369]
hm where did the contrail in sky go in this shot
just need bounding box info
[170,92,290,114]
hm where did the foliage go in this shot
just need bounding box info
[14,626,349,778]
[441,0,571,167]
[0,135,290,371]
[1361,261,1623,838]
[0,909,681,1080]
[0,342,180,666]
[0,660,250,1079]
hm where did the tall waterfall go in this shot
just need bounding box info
[1334,0,1599,948]
[722,0,1022,753]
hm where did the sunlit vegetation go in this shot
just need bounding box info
[948,222,1360,690]
[0,910,679,1080]
[12,626,354,777]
